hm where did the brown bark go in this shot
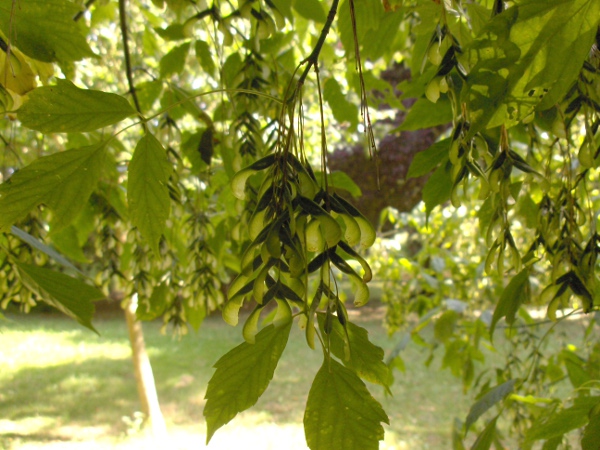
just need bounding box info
[124,295,167,438]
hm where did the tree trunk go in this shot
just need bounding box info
[124,294,167,438]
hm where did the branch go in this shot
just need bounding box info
[298,0,340,86]
[118,0,145,127]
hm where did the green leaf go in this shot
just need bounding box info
[315,170,362,198]
[408,138,451,178]
[323,78,359,128]
[136,282,169,321]
[470,416,498,450]
[361,8,403,61]
[19,80,136,133]
[47,225,90,265]
[490,269,530,337]
[154,24,187,41]
[434,310,458,343]
[466,3,493,36]
[181,130,207,171]
[581,404,600,450]
[422,160,452,217]
[136,80,164,113]
[203,322,292,443]
[464,0,600,136]
[0,142,107,232]
[304,358,389,450]
[195,40,217,78]
[270,0,293,20]
[11,226,83,273]
[562,349,590,388]
[465,379,516,432]
[337,0,383,57]
[400,97,453,131]
[525,396,600,443]
[293,0,327,23]
[184,296,206,332]
[160,42,191,78]
[16,262,103,332]
[317,313,392,389]
[128,133,172,256]
[0,0,95,63]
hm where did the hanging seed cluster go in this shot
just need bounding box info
[225,149,375,346]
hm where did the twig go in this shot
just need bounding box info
[74,0,97,22]
[297,0,340,86]
[118,0,145,128]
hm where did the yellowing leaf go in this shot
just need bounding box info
[19,79,136,133]
[306,219,325,252]
[0,142,107,232]
[338,213,361,247]
[0,47,36,96]
[242,307,263,344]
[231,168,256,200]
[128,133,172,256]
[316,214,342,248]
[222,295,245,326]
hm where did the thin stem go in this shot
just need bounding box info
[118,0,145,129]
[315,63,330,201]
[349,0,378,186]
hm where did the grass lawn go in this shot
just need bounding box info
[0,307,591,449]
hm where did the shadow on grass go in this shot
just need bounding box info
[0,312,472,448]
[1,355,137,430]
[0,314,319,445]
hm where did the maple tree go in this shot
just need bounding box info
[1,0,600,448]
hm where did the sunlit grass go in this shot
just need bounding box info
[2,310,587,449]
